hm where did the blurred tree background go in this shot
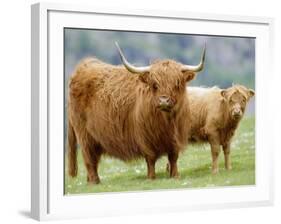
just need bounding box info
[64,28,255,115]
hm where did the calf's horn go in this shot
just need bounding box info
[115,42,151,74]
[181,44,206,72]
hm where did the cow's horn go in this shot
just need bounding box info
[115,42,151,74]
[181,44,206,72]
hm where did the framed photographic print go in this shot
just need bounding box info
[31,2,274,221]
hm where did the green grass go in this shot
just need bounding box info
[65,117,255,194]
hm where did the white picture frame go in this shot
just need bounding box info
[31,2,274,221]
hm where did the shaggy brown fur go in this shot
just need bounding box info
[68,57,201,184]
[186,85,255,174]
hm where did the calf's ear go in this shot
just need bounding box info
[248,89,255,98]
[220,89,227,98]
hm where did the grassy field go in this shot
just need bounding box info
[65,117,255,195]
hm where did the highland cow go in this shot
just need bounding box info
[67,42,206,184]
[187,85,255,174]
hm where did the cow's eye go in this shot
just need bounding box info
[152,83,158,91]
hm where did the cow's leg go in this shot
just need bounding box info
[145,156,156,179]
[168,151,179,178]
[79,133,101,184]
[223,142,232,170]
[87,144,102,184]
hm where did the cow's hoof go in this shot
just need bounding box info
[147,174,156,180]
[93,178,100,184]
[172,175,180,179]
[170,172,180,179]
[87,176,100,184]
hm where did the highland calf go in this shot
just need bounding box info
[67,42,206,184]
[187,85,255,174]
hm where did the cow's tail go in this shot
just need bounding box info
[68,118,78,177]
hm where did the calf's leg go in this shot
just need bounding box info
[223,142,232,170]
[210,143,221,174]
[204,125,222,174]
[208,133,221,174]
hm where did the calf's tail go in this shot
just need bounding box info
[68,119,78,177]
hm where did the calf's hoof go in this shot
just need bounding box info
[166,163,170,173]
[212,168,219,175]
[225,166,232,171]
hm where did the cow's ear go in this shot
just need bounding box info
[138,73,149,84]
[183,71,196,82]
[221,89,227,98]
[248,89,255,98]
